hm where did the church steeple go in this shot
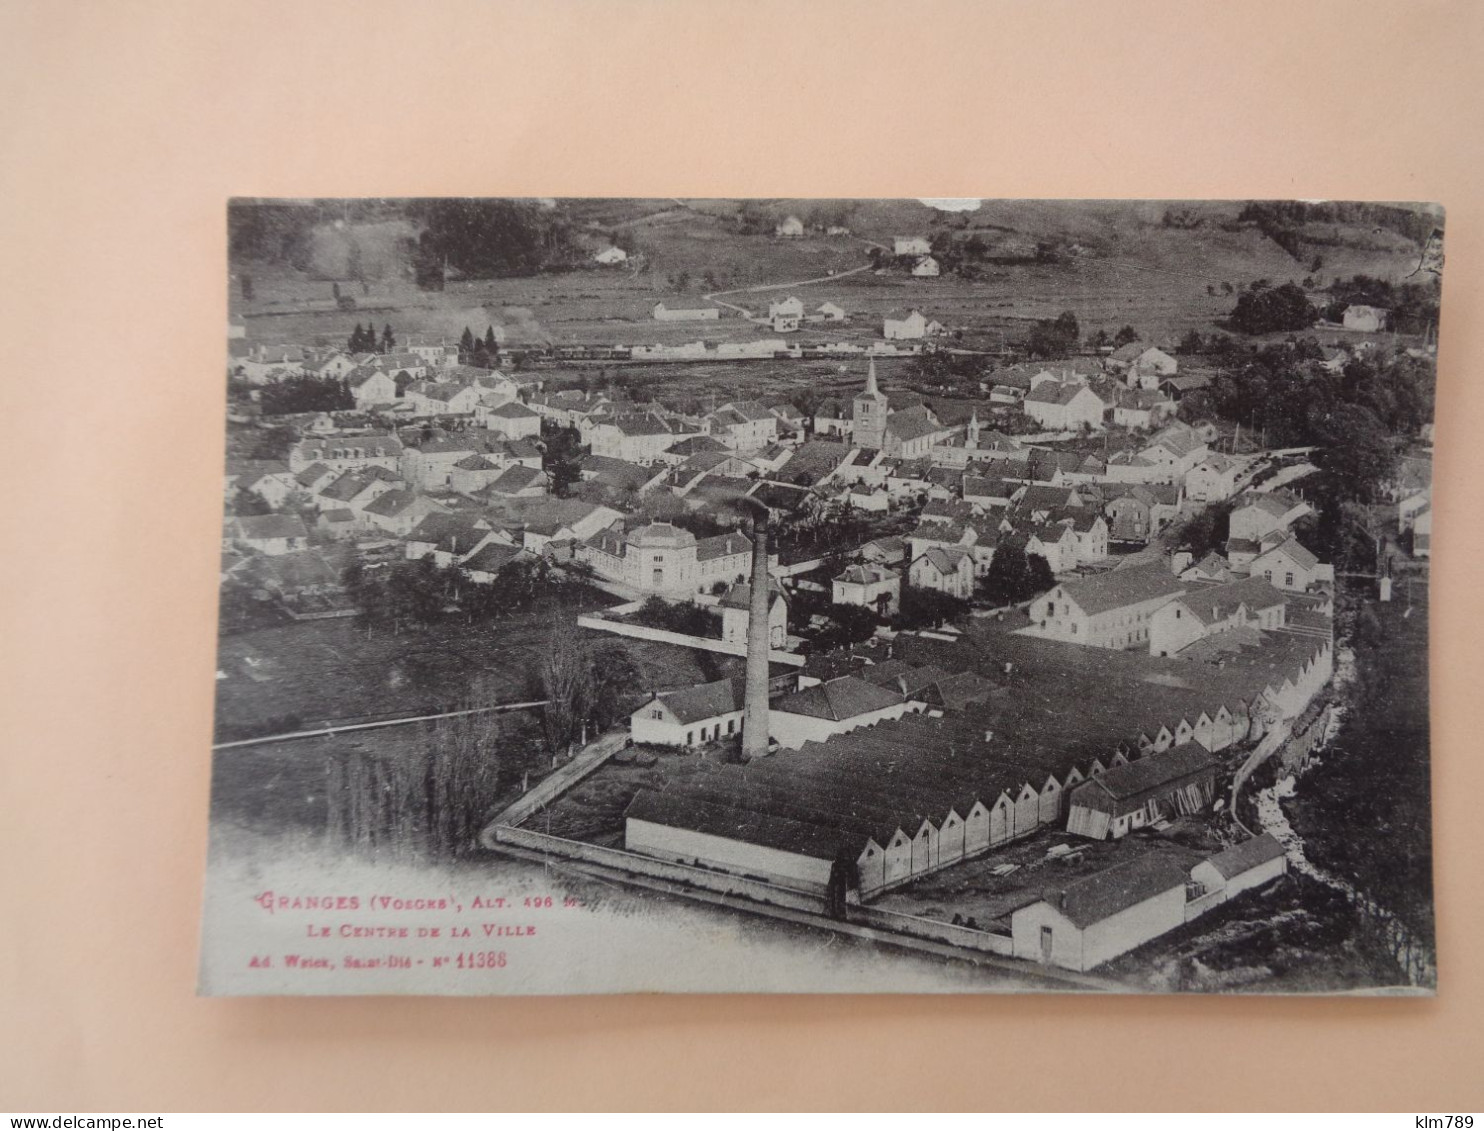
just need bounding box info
[967,409,981,446]
[852,357,888,450]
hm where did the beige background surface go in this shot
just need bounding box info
[2,0,1481,1112]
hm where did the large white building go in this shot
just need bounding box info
[577,522,755,597]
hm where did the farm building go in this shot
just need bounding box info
[593,246,628,265]
[1064,742,1218,840]
[893,236,931,256]
[652,301,720,322]
[911,255,941,277]
[775,214,805,238]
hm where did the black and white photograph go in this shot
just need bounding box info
[203,196,1441,996]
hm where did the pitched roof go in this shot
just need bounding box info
[1025,382,1100,407]
[1080,743,1217,802]
[1057,561,1186,616]
[696,531,752,561]
[774,676,905,722]
[1254,534,1319,571]
[656,677,744,725]
[1037,852,1196,929]
[1202,833,1286,880]
[835,564,897,586]
[234,513,308,541]
[486,401,538,419]
[488,464,546,494]
[921,545,972,574]
[461,542,528,575]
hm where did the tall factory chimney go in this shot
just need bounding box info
[740,510,772,762]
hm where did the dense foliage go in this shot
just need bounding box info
[1226,281,1317,335]
[629,597,722,639]
[259,375,354,416]
[977,544,1054,606]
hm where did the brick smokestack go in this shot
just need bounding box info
[741,511,771,761]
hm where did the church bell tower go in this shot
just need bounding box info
[852,358,888,450]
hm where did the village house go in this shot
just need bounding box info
[1023,382,1106,432]
[404,513,505,567]
[346,365,400,410]
[1228,491,1312,545]
[461,542,534,584]
[893,236,931,257]
[1342,303,1388,332]
[832,563,902,617]
[775,214,805,239]
[1139,421,1208,479]
[766,295,804,332]
[230,513,309,556]
[706,402,779,452]
[312,467,401,514]
[1104,484,1182,544]
[911,255,941,277]
[718,582,788,649]
[1185,453,1244,503]
[630,678,746,749]
[484,463,550,499]
[1248,534,1327,592]
[593,245,628,266]
[652,301,720,322]
[909,545,975,599]
[1107,343,1178,389]
[315,508,357,541]
[478,400,542,440]
[226,460,299,509]
[1111,387,1175,430]
[288,434,404,475]
[882,309,930,341]
[359,489,448,537]
[404,380,482,417]
[399,435,478,489]
[590,414,692,464]
[815,302,847,322]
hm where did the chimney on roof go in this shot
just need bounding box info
[740,510,772,763]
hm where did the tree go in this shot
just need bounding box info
[978,543,1054,606]
[1113,325,1139,347]
[347,323,366,353]
[1227,281,1317,335]
[892,587,969,631]
[484,325,499,355]
[588,644,643,731]
[813,604,878,649]
[420,710,503,860]
[1178,330,1205,355]
[459,326,475,356]
[1026,310,1080,359]
[540,618,592,757]
[381,324,395,352]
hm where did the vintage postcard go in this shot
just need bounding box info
[202,198,1439,995]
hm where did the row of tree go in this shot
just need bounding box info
[347,323,396,353]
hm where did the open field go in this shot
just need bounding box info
[213,596,744,741]
[231,198,1430,355]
